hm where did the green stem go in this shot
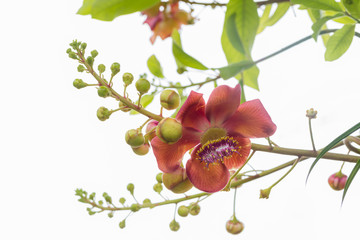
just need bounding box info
[308,118,316,151]
[268,157,300,190]
[152,76,220,90]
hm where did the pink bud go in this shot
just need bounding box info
[328,172,347,191]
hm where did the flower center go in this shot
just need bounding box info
[196,136,241,166]
[200,127,227,145]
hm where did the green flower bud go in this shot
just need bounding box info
[177,67,186,74]
[77,65,86,72]
[68,52,78,59]
[119,197,126,205]
[142,198,152,206]
[119,101,131,112]
[135,78,150,94]
[80,42,87,50]
[108,212,114,218]
[156,173,163,183]
[162,167,193,194]
[156,118,183,144]
[73,79,88,89]
[86,56,94,67]
[132,143,150,156]
[160,90,180,110]
[226,218,244,235]
[130,203,140,212]
[66,48,72,53]
[89,192,96,200]
[189,203,200,216]
[153,183,163,193]
[96,107,111,121]
[169,220,180,232]
[177,205,189,217]
[91,50,98,58]
[146,120,158,141]
[123,72,134,86]
[111,62,120,76]
[259,188,271,199]
[125,129,145,147]
[97,86,111,98]
[127,183,135,195]
[98,200,103,205]
[119,220,126,229]
[98,64,106,74]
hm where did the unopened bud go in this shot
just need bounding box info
[142,198,152,206]
[127,183,135,195]
[98,64,105,74]
[130,203,140,212]
[135,78,150,94]
[77,65,86,72]
[328,172,347,191]
[177,67,186,74]
[119,220,126,229]
[108,212,114,218]
[80,42,87,50]
[177,205,189,217]
[73,79,88,89]
[89,192,96,200]
[66,48,72,54]
[132,143,150,156]
[153,183,163,193]
[226,218,244,235]
[96,107,111,121]
[125,129,145,147]
[119,101,131,112]
[156,118,183,144]
[306,108,317,119]
[145,120,158,141]
[119,197,126,205]
[160,89,180,110]
[91,50,98,58]
[259,188,271,199]
[97,86,111,98]
[123,72,134,86]
[169,220,180,232]
[86,56,94,66]
[156,173,163,183]
[189,203,200,216]
[68,52,78,59]
[162,167,193,194]
[111,62,120,76]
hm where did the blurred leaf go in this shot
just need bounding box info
[342,0,360,18]
[311,13,344,41]
[291,0,343,12]
[147,55,164,78]
[78,0,161,21]
[257,4,272,34]
[226,14,245,54]
[172,41,208,70]
[130,94,154,115]
[258,2,290,34]
[342,159,360,203]
[218,60,255,80]
[323,10,357,23]
[307,122,360,180]
[171,30,187,72]
[307,9,330,45]
[325,24,355,61]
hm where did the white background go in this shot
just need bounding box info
[1,0,359,239]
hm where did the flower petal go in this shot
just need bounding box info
[223,99,277,138]
[206,84,241,126]
[223,137,251,170]
[186,157,230,193]
[176,90,210,131]
[151,127,200,173]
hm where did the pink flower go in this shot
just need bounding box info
[151,84,277,193]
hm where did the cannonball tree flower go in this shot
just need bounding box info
[151,84,277,193]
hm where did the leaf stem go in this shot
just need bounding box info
[308,118,316,151]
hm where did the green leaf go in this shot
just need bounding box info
[325,24,355,61]
[258,2,290,34]
[307,9,330,45]
[291,0,343,12]
[130,95,154,115]
[307,122,360,181]
[342,159,360,203]
[78,0,161,21]
[171,30,187,72]
[147,55,164,78]
[226,14,245,54]
[342,0,360,18]
[172,41,208,70]
[257,4,272,34]
[217,60,256,80]
[311,13,345,41]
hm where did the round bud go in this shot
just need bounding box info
[189,203,200,216]
[89,192,96,200]
[306,108,318,119]
[259,188,271,199]
[156,173,163,183]
[169,220,180,232]
[96,107,111,121]
[110,62,120,76]
[177,67,186,74]
[130,203,140,212]
[127,183,135,195]
[66,48,72,53]
[145,120,159,141]
[68,52,78,59]
[119,101,131,112]
[86,56,94,66]
[91,50,98,58]
[80,42,87,50]
[132,143,150,156]
[77,65,86,72]
[142,198,151,205]
[226,219,244,235]
[135,78,151,94]
[73,79,88,89]
[328,172,347,191]
[97,86,111,98]
[153,183,163,193]
[125,129,145,147]
[119,220,126,229]
[98,64,106,74]
[160,90,180,110]
[123,72,134,86]
[108,212,114,218]
[177,205,189,217]
[162,167,193,194]
[156,118,183,144]
[119,197,126,205]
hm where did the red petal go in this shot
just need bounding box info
[205,84,241,126]
[176,90,210,132]
[151,128,200,173]
[186,156,230,193]
[223,137,251,170]
[223,99,277,138]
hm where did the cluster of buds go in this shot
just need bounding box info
[143,2,194,44]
